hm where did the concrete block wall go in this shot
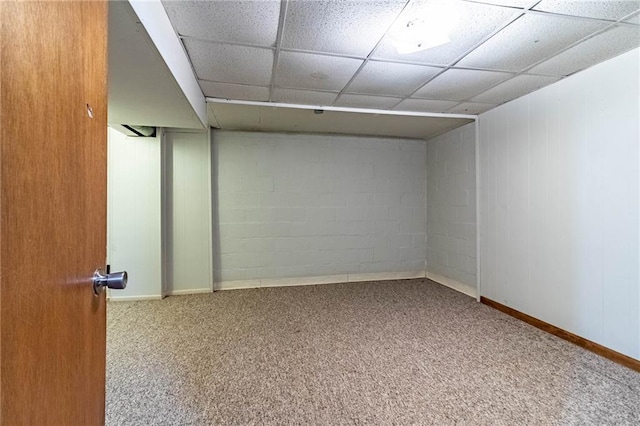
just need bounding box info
[212,131,427,286]
[426,123,477,294]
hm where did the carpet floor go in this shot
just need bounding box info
[106,279,640,425]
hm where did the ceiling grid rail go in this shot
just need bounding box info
[268,0,290,102]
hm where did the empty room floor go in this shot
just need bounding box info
[106,279,640,425]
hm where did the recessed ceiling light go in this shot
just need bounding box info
[389,0,460,54]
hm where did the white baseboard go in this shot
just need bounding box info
[348,270,426,283]
[108,288,213,301]
[425,271,477,298]
[165,288,213,296]
[214,271,428,291]
[106,273,475,299]
[107,294,163,302]
[261,275,349,288]
[214,279,262,291]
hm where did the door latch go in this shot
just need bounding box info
[93,267,127,295]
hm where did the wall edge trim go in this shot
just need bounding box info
[214,271,478,299]
[107,294,164,302]
[480,297,640,372]
[166,288,213,296]
[426,271,477,298]
[214,272,428,291]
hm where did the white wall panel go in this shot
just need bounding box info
[479,48,640,360]
[107,127,162,299]
[164,130,212,294]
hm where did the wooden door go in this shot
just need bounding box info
[0,1,108,424]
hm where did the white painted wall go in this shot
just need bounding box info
[479,48,640,360]
[164,130,212,294]
[107,127,162,300]
[426,122,477,297]
[212,131,427,288]
[128,0,207,128]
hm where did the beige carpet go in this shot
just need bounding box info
[106,279,640,425]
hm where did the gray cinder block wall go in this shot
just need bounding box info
[426,123,477,292]
[212,131,428,285]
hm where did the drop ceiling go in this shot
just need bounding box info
[161,0,640,120]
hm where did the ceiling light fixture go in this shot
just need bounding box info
[389,0,460,54]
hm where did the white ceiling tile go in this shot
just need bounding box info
[447,102,497,115]
[470,0,533,7]
[275,51,363,91]
[347,61,441,96]
[393,99,460,113]
[414,68,512,100]
[373,0,519,65]
[529,25,640,76]
[458,13,607,71]
[470,74,561,104]
[626,14,640,23]
[272,88,338,106]
[162,0,280,46]
[281,0,406,56]
[185,39,273,85]
[334,94,402,109]
[533,1,640,22]
[200,81,269,101]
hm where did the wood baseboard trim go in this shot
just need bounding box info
[480,297,640,373]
